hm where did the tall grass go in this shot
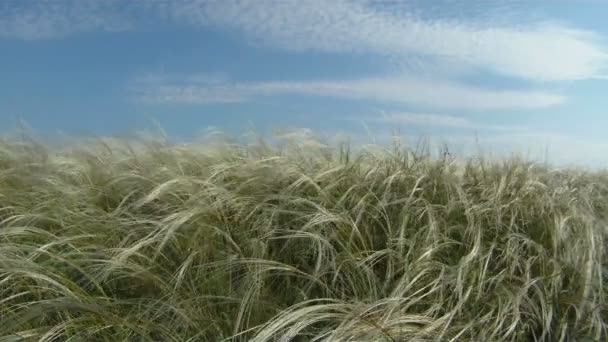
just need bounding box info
[0,131,607,341]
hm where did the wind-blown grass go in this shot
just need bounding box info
[0,131,607,341]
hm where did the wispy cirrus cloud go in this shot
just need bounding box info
[132,74,565,110]
[441,131,608,168]
[359,112,523,131]
[3,1,607,82]
[167,0,608,82]
[0,0,133,39]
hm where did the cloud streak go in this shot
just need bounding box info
[132,74,565,110]
[442,131,608,168]
[3,1,606,82]
[378,113,484,129]
[363,112,523,131]
[169,0,608,81]
[0,0,133,39]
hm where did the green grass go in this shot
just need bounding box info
[0,132,607,341]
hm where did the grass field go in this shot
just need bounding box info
[0,131,607,341]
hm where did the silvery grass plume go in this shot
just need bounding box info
[0,129,606,341]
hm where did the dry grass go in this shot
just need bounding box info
[0,131,607,341]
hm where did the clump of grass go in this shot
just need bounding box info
[0,131,607,341]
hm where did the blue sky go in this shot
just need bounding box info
[1,0,608,166]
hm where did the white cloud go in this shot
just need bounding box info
[361,128,608,168]
[442,131,608,168]
[132,74,565,110]
[4,1,606,82]
[362,112,522,131]
[168,0,608,81]
[0,0,132,39]
[378,112,476,128]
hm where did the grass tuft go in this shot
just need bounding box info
[1,131,607,341]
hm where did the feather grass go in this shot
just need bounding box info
[0,130,607,341]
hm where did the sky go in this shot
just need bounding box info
[1,0,608,167]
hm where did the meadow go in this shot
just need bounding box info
[0,131,606,341]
